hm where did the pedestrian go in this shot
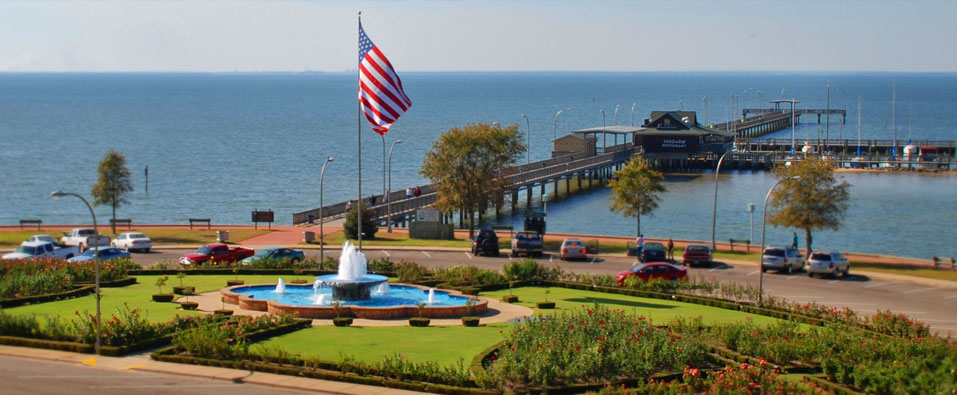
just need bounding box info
[369,195,377,207]
[406,186,413,200]
[667,238,674,260]
[414,186,421,197]
[345,200,353,212]
[636,233,645,257]
[792,232,798,249]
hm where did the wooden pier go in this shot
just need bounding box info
[292,143,639,226]
[742,108,846,124]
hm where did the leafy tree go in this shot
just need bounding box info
[420,123,525,238]
[768,157,850,255]
[343,203,378,240]
[608,156,666,236]
[90,150,133,235]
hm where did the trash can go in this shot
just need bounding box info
[303,231,315,243]
[217,230,229,243]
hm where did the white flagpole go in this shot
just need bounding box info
[357,11,363,250]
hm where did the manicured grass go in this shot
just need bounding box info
[252,323,509,365]
[0,228,271,248]
[3,274,302,323]
[482,286,780,326]
[851,262,957,281]
[314,231,474,248]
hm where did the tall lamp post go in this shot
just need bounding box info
[553,108,572,142]
[630,102,637,126]
[759,176,800,305]
[600,109,606,153]
[386,140,402,233]
[319,157,334,263]
[702,96,709,126]
[710,151,731,250]
[522,114,530,165]
[542,193,550,216]
[51,191,101,354]
[613,104,621,146]
[748,203,755,243]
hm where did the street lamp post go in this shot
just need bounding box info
[51,191,101,354]
[522,114,530,165]
[630,102,637,126]
[553,108,572,143]
[599,109,606,153]
[542,193,550,216]
[319,157,334,263]
[748,203,755,242]
[702,96,708,125]
[759,176,800,305]
[613,104,621,146]
[678,99,683,111]
[387,140,402,233]
[711,151,731,250]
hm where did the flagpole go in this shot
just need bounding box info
[357,11,363,251]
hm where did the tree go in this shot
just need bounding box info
[343,203,378,240]
[90,150,133,235]
[420,123,526,238]
[608,156,666,236]
[768,157,850,255]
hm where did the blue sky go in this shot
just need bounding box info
[2,0,954,72]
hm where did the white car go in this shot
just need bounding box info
[25,234,58,245]
[60,228,111,251]
[761,246,804,274]
[112,232,153,252]
[3,241,78,260]
[807,251,850,278]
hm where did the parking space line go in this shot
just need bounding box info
[747,270,760,276]
[421,251,431,258]
[902,287,941,294]
[632,260,639,266]
[549,255,553,262]
[590,257,597,264]
[464,252,472,259]
[944,295,957,299]
[786,276,800,281]
[381,250,390,257]
[709,264,727,272]
[828,280,840,284]
[508,254,513,261]
[864,281,898,288]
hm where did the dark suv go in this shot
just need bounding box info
[472,229,500,256]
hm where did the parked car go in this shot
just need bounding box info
[60,228,110,251]
[242,247,305,266]
[112,232,153,252]
[616,262,688,285]
[3,241,78,260]
[682,244,713,266]
[511,231,543,257]
[761,246,804,274]
[179,243,254,265]
[25,234,58,245]
[807,251,850,278]
[471,228,500,257]
[559,238,588,260]
[68,247,131,262]
[640,242,667,262]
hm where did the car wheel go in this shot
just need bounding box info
[144,248,151,253]
[807,272,814,278]
[843,267,850,277]
[831,269,839,279]
[786,264,792,275]
[760,266,767,273]
[66,254,74,259]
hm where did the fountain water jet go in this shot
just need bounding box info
[428,288,435,305]
[314,241,389,301]
[275,278,286,294]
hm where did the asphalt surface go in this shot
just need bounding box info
[0,355,316,395]
[137,247,957,337]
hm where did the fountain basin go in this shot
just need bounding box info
[314,273,388,301]
[221,283,487,319]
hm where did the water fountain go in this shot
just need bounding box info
[275,278,286,293]
[314,241,389,301]
[428,288,435,305]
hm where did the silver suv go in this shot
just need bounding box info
[807,251,850,278]
[761,246,804,274]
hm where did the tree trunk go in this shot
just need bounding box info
[111,202,117,235]
[804,229,813,258]
[636,215,641,236]
[468,206,476,240]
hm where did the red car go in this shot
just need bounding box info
[682,244,713,266]
[616,262,688,285]
[179,243,254,265]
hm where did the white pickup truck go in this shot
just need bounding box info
[2,241,79,260]
[60,228,111,251]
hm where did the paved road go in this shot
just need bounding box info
[134,247,957,337]
[0,354,316,395]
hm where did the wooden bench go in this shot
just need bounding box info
[188,218,211,230]
[110,218,132,230]
[729,238,751,252]
[19,219,41,230]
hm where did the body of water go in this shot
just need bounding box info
[0,72,954,258]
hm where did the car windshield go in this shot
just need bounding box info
[196,246,213,255]
[810,253,831,261]
[644,243,665,250]
[687,246,709,253]
[15,246,36,254]
[516,232,538,239]
[764,249,785,257]
[564,240,582,247]
[632,264,647,272]
[252,250,274,258]
[78,229,94,236]
[130,233,147,239]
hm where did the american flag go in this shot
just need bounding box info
[358,22,411,135]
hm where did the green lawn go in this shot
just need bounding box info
[851,262,957,281]
[251,323,508,366]
[3,274,302,323]
[0,229,270,248]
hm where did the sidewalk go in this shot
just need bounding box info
[0,344,423,394]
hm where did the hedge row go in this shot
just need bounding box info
[0,285,95,308]
[130,268,395,277]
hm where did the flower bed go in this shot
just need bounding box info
[0,258,137,300]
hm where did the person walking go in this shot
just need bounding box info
[414,186,421,197]
[792,232,799,249]
[406,186,413,200]
[636,234,645,257]
[667,238,674,260]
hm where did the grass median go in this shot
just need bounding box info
[0,228,271,248]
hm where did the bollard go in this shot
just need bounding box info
[933,256,939,270]
[951,257,956,271]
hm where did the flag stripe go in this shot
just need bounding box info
[358,22,410,135]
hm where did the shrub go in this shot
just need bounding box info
[409,317,430,327]
[535,302,555,309]
[172,322,247,360]
[461,317,480,327]
[172,286,195,295]
[181,302,199,310]
[214,309,234,316]
[367,257,394,273]
[395,260,428,283]
[343,203,378,240]
[502,259,543,282]
[334,353,472,388]
[152,294,174,302]
[333,317,353,327]
[599,363,823,394]
[502,295,519,303]
[0,258,135,298]
[226,280,244,286]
